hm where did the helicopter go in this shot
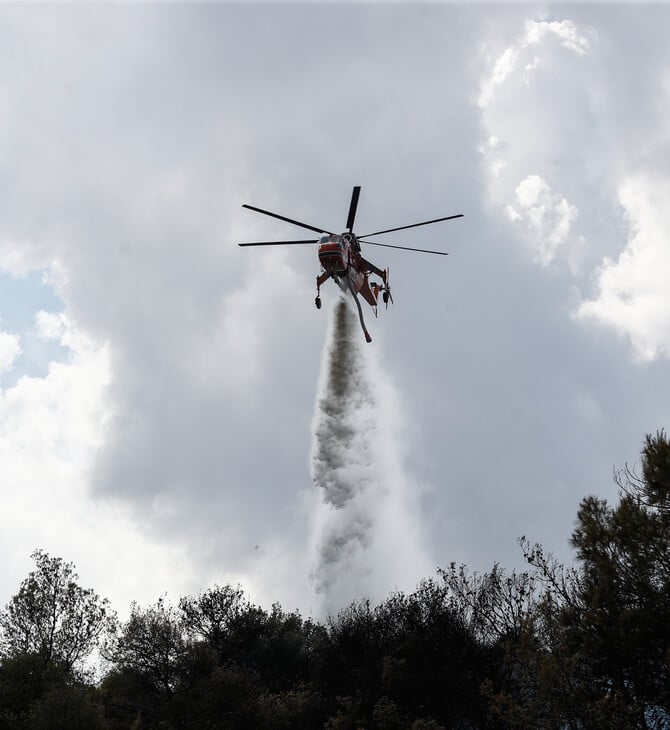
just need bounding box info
[238,186,463,343]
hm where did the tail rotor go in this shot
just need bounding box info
[382,268,393,309]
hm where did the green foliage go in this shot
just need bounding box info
[0,551,116,728]
[2,431,670,729]
[255,685,325,729]
[0,654,104,730]
[0,550,116,672]
[563,430,670,725]
[439,561,541,645]
[483,431,670,729]
[179,584,246,649]
[321,583,490,728]
[105,597,190,698]
[0,654,67,728]
[410,720,445,730]
[639,430,670,510]
[24,681,106,730]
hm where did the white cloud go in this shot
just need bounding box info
[479,45,520,109]
[578,176,670,361]
[508,175,579,266]
[35,310,67,341]
[524,19,592,57]
[0,314,204,616]
[479,135,507,179]
[478,17,594,271]
[0,239,58,279]
[479,12,670,364]
[0,332,21,377]
[479,19,593,109]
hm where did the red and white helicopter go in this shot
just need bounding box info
[238,186,463,342]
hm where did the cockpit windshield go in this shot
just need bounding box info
[319,234,341,245]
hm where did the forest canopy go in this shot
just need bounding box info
[1,431,669,729]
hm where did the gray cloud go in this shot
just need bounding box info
[0,4,668,616]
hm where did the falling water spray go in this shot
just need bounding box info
[309,297,432,617]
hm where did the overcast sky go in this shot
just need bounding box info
[1,3,669,619]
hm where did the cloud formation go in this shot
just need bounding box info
[1,5,669,624]
[478,19,593,110]
[578,176,670,361]
[506,175,579,266]
[477,11,670,363]
[478,17,595,269]
[0,332,20,377]
[0,310,203,613]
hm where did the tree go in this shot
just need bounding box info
[101,597,202,729]
[105,597,191,699]
[484,431,670,729]
[179,584,246,650]
[321,584,490,729]
[181,586,326,693]
[24,681,107,730]
[0,653,106,730]
[564,431,670,726]
[440,561,542,646]
[0,653,69,728]
[440,561,554,729]
[0,550,116,673]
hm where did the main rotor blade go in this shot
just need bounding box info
[360,240,448,255]
[238,239,318,247]
[242,204,333,235]
[360,213,463,238]
[346,186,361,232]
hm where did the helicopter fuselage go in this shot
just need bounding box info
[313,232,389,343]
[317,234,348,275]
[238,185,460,342]
[317,233,382,307]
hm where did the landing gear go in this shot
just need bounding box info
[315,272,330,312]
[382,291,390,305]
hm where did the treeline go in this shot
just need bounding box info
[1,432,670,729]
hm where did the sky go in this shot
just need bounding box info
[1,2,669,620]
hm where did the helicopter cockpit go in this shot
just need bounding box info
[317,234,347,274]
